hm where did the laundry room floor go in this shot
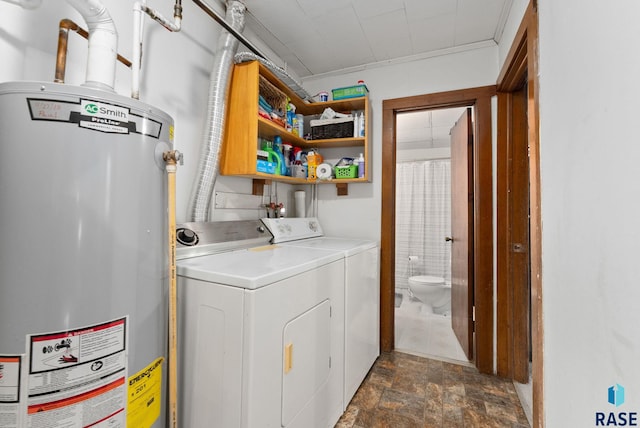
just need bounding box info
[335,351,530,428]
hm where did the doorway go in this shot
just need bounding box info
[495,2,542,426]
[380,86,496,374]
[393,106,469,364]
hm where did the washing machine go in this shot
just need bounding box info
[262,218,380,407]
[175,220,345,428]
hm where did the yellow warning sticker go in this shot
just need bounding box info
[169,125,175,142]
[127,357,163,428]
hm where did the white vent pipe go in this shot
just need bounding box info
[1,0,42,8]
[66,0,118,90]
[187,0,246,222]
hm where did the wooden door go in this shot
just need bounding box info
[510,83,531,382]
[450,108,474,360]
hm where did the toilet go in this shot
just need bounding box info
[408,275,451,314]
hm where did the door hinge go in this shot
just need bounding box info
[329,356,332,368]
[472,306,476,332]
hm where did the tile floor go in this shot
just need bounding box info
[394,289,469,364]
[335,351,530,428]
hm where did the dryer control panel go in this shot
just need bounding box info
[176,220,272,259]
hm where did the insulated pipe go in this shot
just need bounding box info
[163,149,182,428]
[187,0,246,221]
[132,0,182,99]
[132,1,145,99]
[141,0,182,32]
[66,0,118,90]
[55,19,131,84]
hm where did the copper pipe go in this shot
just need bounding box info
[55,19,132,84]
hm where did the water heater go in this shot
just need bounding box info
[0,81,173,428]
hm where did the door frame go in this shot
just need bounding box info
[380,85,496,374]
[496,1,543,427]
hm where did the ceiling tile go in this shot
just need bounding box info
[296,0,349,19]
[242,0,510,78]
[405,0,457,20]
[454,0,507,44]
[360,8,412,61]
[352,0,405,20]
[408,13,456,53]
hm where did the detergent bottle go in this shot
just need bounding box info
[273,135,288,176]
[261,139,281,175]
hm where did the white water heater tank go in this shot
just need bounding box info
[0,81,173,428]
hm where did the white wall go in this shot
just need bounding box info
[0,0,288,223]
[538,1,640,426]
[302,44,499,240]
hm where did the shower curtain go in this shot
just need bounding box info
[395,159,451,289]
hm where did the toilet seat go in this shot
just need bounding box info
[408,275,445,286]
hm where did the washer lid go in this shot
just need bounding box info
[280,237,377,256]
[177,244,343,289]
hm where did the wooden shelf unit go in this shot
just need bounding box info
[220,61,370,189]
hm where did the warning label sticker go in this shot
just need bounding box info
[0,355,23,428]
[26,98,163,138]
[26,317,128,428]
[127,357,163,428]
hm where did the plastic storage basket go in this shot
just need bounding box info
[332,84,369,100]
[334,164,358,179]
[310,117,354,140]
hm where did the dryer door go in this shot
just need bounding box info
[281,299,331,426]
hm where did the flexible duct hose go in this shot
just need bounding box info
[235,52,315,103]
[187,0,246,222]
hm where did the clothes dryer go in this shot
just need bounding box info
[176,220,345,428]
[262,218,380,407]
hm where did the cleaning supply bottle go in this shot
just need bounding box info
[286,102,295,133]
[357,153,365,178]
[273,135,287,175]
[307,149,323,180]
[261,139,281,175]
[282,143,292,176]
[353,112,358,138]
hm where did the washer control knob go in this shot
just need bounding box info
[177,228,198,246]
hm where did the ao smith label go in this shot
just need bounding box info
[81,99,129,121]
[79,99,130,133]
[27,97,163,138]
